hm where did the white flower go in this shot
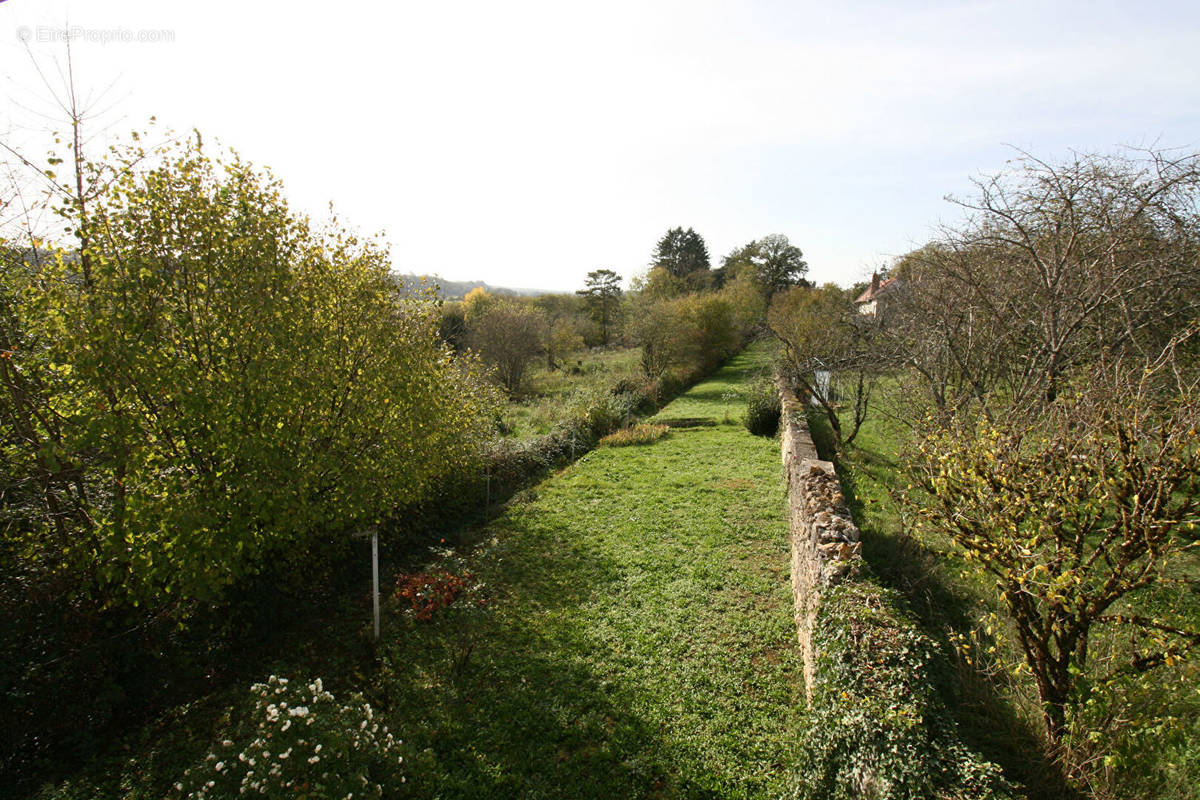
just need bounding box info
[308,755,320,765]
[215,761,225,771]
[288,705,309,717]
[314,744,322,753]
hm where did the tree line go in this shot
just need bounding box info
[436,225,809,398]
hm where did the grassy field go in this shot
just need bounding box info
[35,344,803,799]
[501,347,642,439]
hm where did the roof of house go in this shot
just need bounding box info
[854,275,900,305]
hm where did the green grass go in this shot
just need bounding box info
[35,344,803,799]
[378,343,801,797]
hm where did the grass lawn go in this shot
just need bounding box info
[34,344,802,799]
[378,343,800,797]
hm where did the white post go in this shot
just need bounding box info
[371,528,380,642]
[352,527,381,642]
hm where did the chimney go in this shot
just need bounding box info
[870,272,880,295]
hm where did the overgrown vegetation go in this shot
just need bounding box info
[1,91,801,788]
[0,132,499,781]
[777,150,1200,797]
[794,578,1015,800]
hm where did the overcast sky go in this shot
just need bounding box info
[3,0,1199,292]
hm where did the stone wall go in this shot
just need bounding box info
[777,375,1017,798]
[778,377,864,699]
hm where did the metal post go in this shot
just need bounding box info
[371,529,380,642]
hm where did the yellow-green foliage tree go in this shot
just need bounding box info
[0,134,499,611]
[910,335,1199,757]
[631,290,749,387]
[769,283,877,447]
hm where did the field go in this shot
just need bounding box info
[501,348,642,439]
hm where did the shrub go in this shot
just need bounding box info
[745,382,782,436]
[599,423,669,447]
[792,582,1014,800]
[175,675,404,799]
[394,570,474,622]
[1,135,500,611]
[0,134,499,775]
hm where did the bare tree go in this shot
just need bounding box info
[885,149,1200,419]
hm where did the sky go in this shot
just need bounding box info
[2,0,1199,292]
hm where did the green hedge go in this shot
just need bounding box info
[791,573,1017,800]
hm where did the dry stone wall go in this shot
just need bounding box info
[778,375,1017,799]
[779,377,865,699]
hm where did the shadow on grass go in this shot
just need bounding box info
[370,482,734,799]
[804,408,1078,800]
[377,617,683,799]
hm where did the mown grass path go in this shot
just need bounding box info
[384,344,802,798]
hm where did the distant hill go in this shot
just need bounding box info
[394,273,549,301]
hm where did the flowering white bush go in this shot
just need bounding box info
[175,675,404,799]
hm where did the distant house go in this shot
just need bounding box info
[854,272,900,317]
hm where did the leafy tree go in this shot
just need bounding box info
[719,235,808,298]
[633,264,686,301]
[754,233,809,298]
[466,299,546,395]
[534,293,585,367]
[0,133,501,610]
[576,268,622,345]
[651,226,710,279]
[461,285,499,322]
[631,297,700,381]
[715,240,759,288]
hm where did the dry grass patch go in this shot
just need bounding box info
[599,423,670,447]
